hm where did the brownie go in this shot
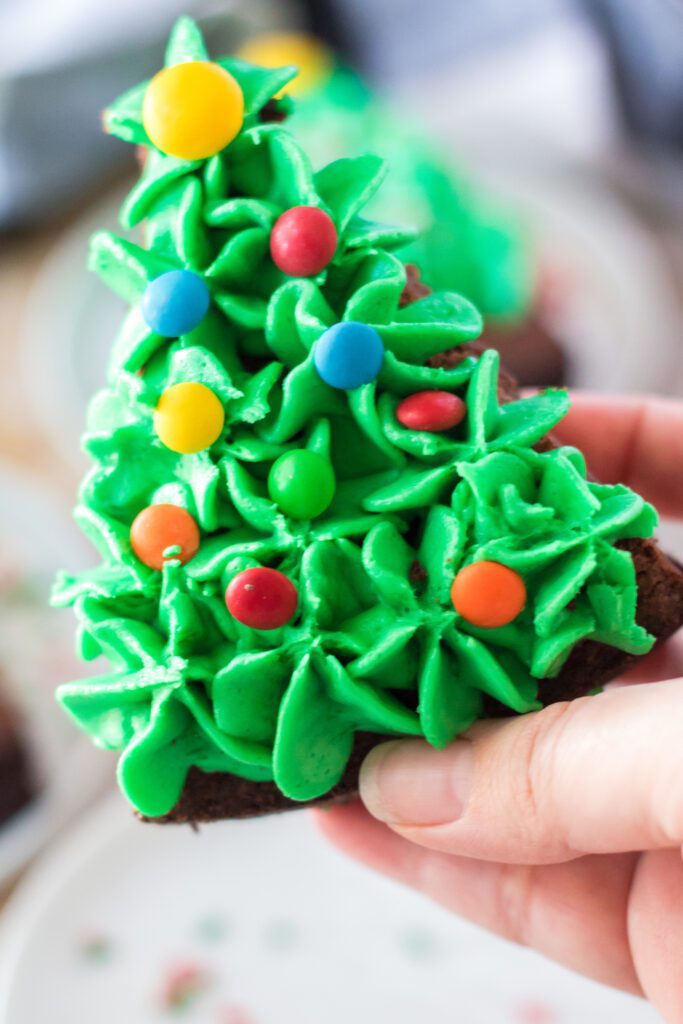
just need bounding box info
[148,271,683,825]
[478,314,566,388]
[150,732,383,825]
[258,98,289,124]
[401,263,566,387]
[0,692,34,827]
[398,263,432,308]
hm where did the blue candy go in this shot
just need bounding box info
[313,321,384,390]
[141,270,210,337]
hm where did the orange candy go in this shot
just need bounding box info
[451,561,526,629]
[130,504,200,571]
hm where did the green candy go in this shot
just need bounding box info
[268,449,336,520]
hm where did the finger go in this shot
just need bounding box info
[628,848,683,1022]
[315,802,641,995]
[358,680,683,863]
[551,392,683,516]
[617,632,683,686]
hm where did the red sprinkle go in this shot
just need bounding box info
[514,1001,558,1024]
[270,206,338,277]
[159,962,210,1011]
[218,1007,257,1024]
[226,567,298,630]
[396,391,466,432]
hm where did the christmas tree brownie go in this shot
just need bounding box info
[53,17,683,824]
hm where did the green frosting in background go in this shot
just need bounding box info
[283,61,533,321]
[53,17,656,818]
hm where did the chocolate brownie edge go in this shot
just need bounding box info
[143,732,383,826]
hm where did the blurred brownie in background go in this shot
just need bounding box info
[0,690,34,827]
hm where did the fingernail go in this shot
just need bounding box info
[359,739,474,826]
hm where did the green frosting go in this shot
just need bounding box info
[53,17,657,818]
[285,62,533,321]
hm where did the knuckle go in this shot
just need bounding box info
[510,699,584,852]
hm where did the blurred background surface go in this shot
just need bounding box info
[0,0,682,1020]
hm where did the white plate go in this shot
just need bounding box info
[0,460,113,886]
[0,794,661,1023]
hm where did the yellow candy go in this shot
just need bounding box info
[142,61,244,160]
[154,383,224,454]
[237,33,333,97]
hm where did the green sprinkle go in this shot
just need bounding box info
[195,913,230,944]
[262,918,298,952]
[398,926,440,962]
[78,934,114,963]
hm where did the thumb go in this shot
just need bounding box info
[359,679,683,864]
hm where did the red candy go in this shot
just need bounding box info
[130,504,200,570]
[270,206,337,277]
[225,567,298,630]
[396,391,466,432]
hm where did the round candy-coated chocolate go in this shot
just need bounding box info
[270,206,338,277]
[396,391,466,432]
[451,561,526,629]
[130,504,200,570]
[268,449,335,520]
[154,382,224,454]
[142,61,244,160]
[313,321,384,391]
[141,270,210,337]
[226,567,298,630]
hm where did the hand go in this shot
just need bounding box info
[316,393,683,1024]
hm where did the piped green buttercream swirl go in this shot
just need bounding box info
[53,17,656,817]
